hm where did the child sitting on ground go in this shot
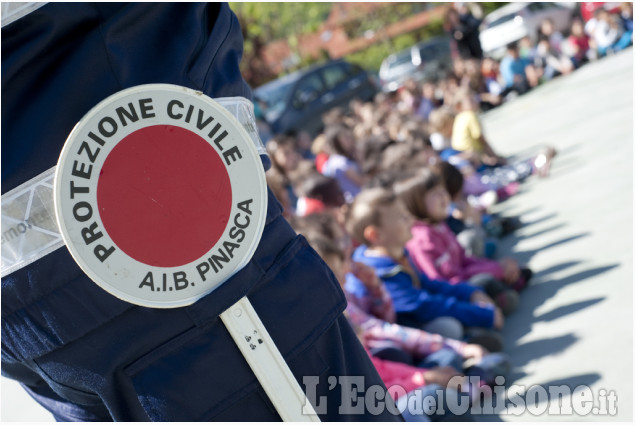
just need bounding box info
[432,161,497,260]
[433,161,522,254]
[394,168,532,316]
[451,90,556,180]
[344,186,505,352]
[427,107,521,212]
[294,172,346,218]
[296,227,507,421]
[293,212,500,364]
[321,124,368,203]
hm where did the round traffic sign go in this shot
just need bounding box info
[54,84,267,308]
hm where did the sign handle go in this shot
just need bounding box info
[220,296,321,422]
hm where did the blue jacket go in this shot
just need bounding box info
[1,3,400,421]
[349,246,495,329]
[499,55,531,88]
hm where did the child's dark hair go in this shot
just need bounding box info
[324,124,354,159]
[393,167,443,221]
[298,173,345,207]
[358,133,393,176]
[345,187,396,245]
[366,168,414,190]
[289,212,341,245]
[432,161,464,200]
[289,213,346,261]
[266,134,296,174]
[305,233,345,265]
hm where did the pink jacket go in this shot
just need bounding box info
[368,350,427,394]
[406,220,504,283]
[345,293,467,358]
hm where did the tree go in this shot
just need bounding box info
[230,3,332,86]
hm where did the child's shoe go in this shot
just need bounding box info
[466,352,511,387]
[484,239,498,259]
[500,216,522,236]
[465,328,504,353]
[494,289,519,316]
[496,181,520,201]
[534,146,557,177]
[512,267,533,292]
[483,215,503,238]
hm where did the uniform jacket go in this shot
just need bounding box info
[1,3,399,421]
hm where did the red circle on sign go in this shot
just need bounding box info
[97,125,232,267]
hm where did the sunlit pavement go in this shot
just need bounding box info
[1,48,632,422]
[475,47,633,421]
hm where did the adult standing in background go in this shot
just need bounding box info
[445,3,484,60]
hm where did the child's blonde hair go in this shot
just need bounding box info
[427,107,455,134]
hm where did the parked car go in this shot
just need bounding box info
[253,59,378,136]
[479,2,575,60]
[378,36,456,93]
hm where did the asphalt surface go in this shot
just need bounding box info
[475,47,633,422]
[1,48,633,422]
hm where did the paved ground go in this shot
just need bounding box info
[1,48,632,422]
[475,47,633,421]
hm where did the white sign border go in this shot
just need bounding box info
[53,84,268,308]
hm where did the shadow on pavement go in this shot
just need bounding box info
[507,333,579,371]
[533,260,583,277]
[534,297,605,323]
[510,205,543,218]
[512,212,559,229]
[500,264,619,369]
[538,372,602,392]
[536,263,619,288]
[514,223,567,241]
[507,232,592,265]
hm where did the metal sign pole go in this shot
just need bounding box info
[220,296,321,422]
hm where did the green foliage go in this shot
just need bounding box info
[480,2,509,16]
[230,2,331,41]
[230,2,332,85]
[230,2,510,85]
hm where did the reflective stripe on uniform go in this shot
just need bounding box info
[0,96,265,278]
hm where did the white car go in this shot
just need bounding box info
[479,2,575,60]
[378,37,455,93]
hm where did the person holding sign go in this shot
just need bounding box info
[1,3,399,421]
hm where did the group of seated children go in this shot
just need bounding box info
[291,156,531,419]
[262,26,575,417]
[289,148,539,420]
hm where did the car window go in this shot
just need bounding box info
[254,77,297,119]
[292,73,325,109]
[528,3,545,12]
[540,2,559,10]
[346,63,364,77]
[322,64,349,89]
[485,13,517,28]
[419,43,445,61]
[387,51,413,70]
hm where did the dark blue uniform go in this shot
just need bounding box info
[1,3,402,421]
